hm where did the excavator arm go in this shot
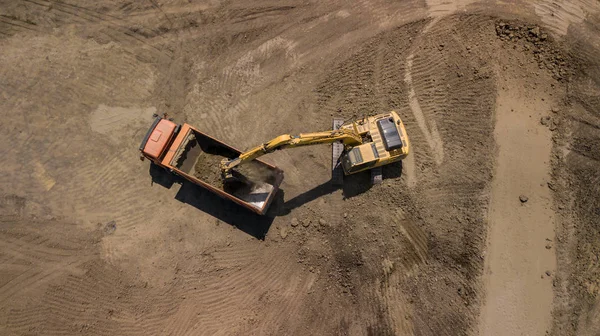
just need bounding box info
[221,128,363,179]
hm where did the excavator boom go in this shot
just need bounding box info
[221,128,362,177]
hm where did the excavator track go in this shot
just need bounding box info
[371,167,383,184]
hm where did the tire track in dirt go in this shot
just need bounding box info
[0,260,93,304]
[0,31,160,228]
[375,208,429,335]
[404,52,444,165]
[0,14,41,36]
[0,195,27,221]
[235,259,304,329]
[0,234,78,262]
[0,199,98,303]
[379,270,415,334]
[187,34,299,146]
[136,287,184,336]
[252,274,314,335]
[0,221,114,335]
[479,79,557,336]
[169,0,308,148]
[393,210,429,265]
[3,258,184,336]
[397,15,496,336]
[533,0,589,36]
[404,0,484,166]
[551,19,600,334]
[178,246,301,335]
[79,140,154,227]
[60,147,159,230]
[20,0,173,60]
[425,0,478,18]
[165,248,255,333]
[403,14,485,168]
[0,268,55,303]
[159,301,197,336]
[323,209,422,335]
[210,242,263,269]
[5,307,53,335]
[412,14,497,200]
[404,18,445,165]
[15,271,124,335]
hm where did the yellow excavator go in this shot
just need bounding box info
[221,111,410,183]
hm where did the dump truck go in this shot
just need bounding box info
[140,111,409,215]
[139,116,283,215]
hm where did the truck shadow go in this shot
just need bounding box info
[149,160,403,238]
[149,163,276,240]
[175,181,278,240]
[279,161,403,214]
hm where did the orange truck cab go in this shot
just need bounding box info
[140,117,179,162]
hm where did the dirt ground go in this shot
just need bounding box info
[1,1,600,335]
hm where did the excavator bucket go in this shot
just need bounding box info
[162,124,283,215]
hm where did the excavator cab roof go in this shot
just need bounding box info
[377,117,403,151]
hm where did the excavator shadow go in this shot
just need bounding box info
[381,160,404,180]
[280,161,403,213]
[149,162,279,240]
[149,160,402,237]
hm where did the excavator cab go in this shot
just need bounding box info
[340,112,408,175]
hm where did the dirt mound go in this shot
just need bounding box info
[193,151,224,187]
[495,21,573,81]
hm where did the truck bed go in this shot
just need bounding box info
[163,124,283,215]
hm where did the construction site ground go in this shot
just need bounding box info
[1,1,600,335]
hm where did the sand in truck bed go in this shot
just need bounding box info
[192,151,225,187]
[192,150,277,193]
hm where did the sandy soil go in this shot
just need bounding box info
[1,1,600,336]
[480,80,557,335]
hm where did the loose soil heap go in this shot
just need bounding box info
[193,151,225,187]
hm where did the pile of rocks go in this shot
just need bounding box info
[496,21,572,81]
